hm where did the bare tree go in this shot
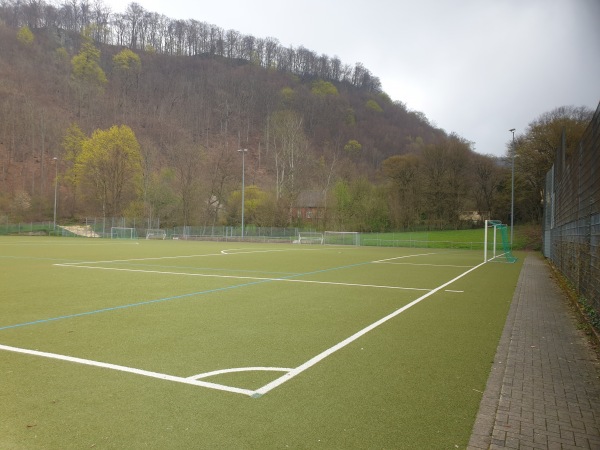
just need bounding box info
[513,105,593,223]
[167,141,204,227]
[124,2,145,48]
[472,154,504,219]
[269,110,311,221]
[201,141,237,226]
[382,153,422,229]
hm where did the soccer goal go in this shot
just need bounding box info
[146,229,167,240]
[295,232,324,244]
[110,227,137,239]
[484,220,517,263]
[323,231,360,246]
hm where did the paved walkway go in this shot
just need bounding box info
[468,254,600,450]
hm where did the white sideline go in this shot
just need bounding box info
[252,259,486,396]
[375,262,473,268]
[0,343,255,397]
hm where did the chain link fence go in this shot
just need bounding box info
[543,101,600,314]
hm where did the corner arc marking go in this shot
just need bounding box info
[189,366,292,380]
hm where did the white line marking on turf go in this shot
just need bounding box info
[8,251,478,397]
[60,247,319,265]
[189,367,292,380]
[371,253,438,263]
[53,264,431,291]
[287,279,430,291]
[375,262,473,268]
[0,344,255,397]
[252,260,486,397]
[220,249,290,255]
[60,252,226,265]
[2,260,483,398]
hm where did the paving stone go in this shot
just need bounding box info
[467,255,600,449]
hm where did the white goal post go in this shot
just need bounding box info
[484,220,517,263]
[295,232,324,244]
[146,229,167,240]
[323,231,360,246]
[110,227,137,239]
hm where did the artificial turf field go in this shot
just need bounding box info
[0,236,523,449]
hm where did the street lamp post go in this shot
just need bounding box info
[53,157,58,232]
[238,149,248,238]
[509,129,516,248]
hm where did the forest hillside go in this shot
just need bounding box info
[0,1,511,231]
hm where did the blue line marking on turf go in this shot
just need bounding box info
[0,260,373,332]
[0,280,266,331]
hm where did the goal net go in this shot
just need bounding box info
[323,231,360,246]
[110,227,137,239]
[295,232,324,244]
[146,229,167,240]
[484,220,517,263]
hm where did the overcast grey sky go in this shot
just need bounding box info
[105,0,600,157]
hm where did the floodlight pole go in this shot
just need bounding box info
[509,129,516,248]
[53,157,58,232]
[238,149,248,238]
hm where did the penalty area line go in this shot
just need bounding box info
[375,262,473,268]
[54,264,431,291]
[252,260,486,397]
[371,252,438,263]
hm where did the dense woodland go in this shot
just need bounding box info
[0,1,594,232]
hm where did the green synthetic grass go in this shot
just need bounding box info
[0,236,523,449]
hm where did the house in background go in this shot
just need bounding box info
[459,210,490,224]
[292,191,326,223]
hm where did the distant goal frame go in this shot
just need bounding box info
[323,231,360,246]
[110,227,137,240]
[146,229,167,240]
[295,232,324,245]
